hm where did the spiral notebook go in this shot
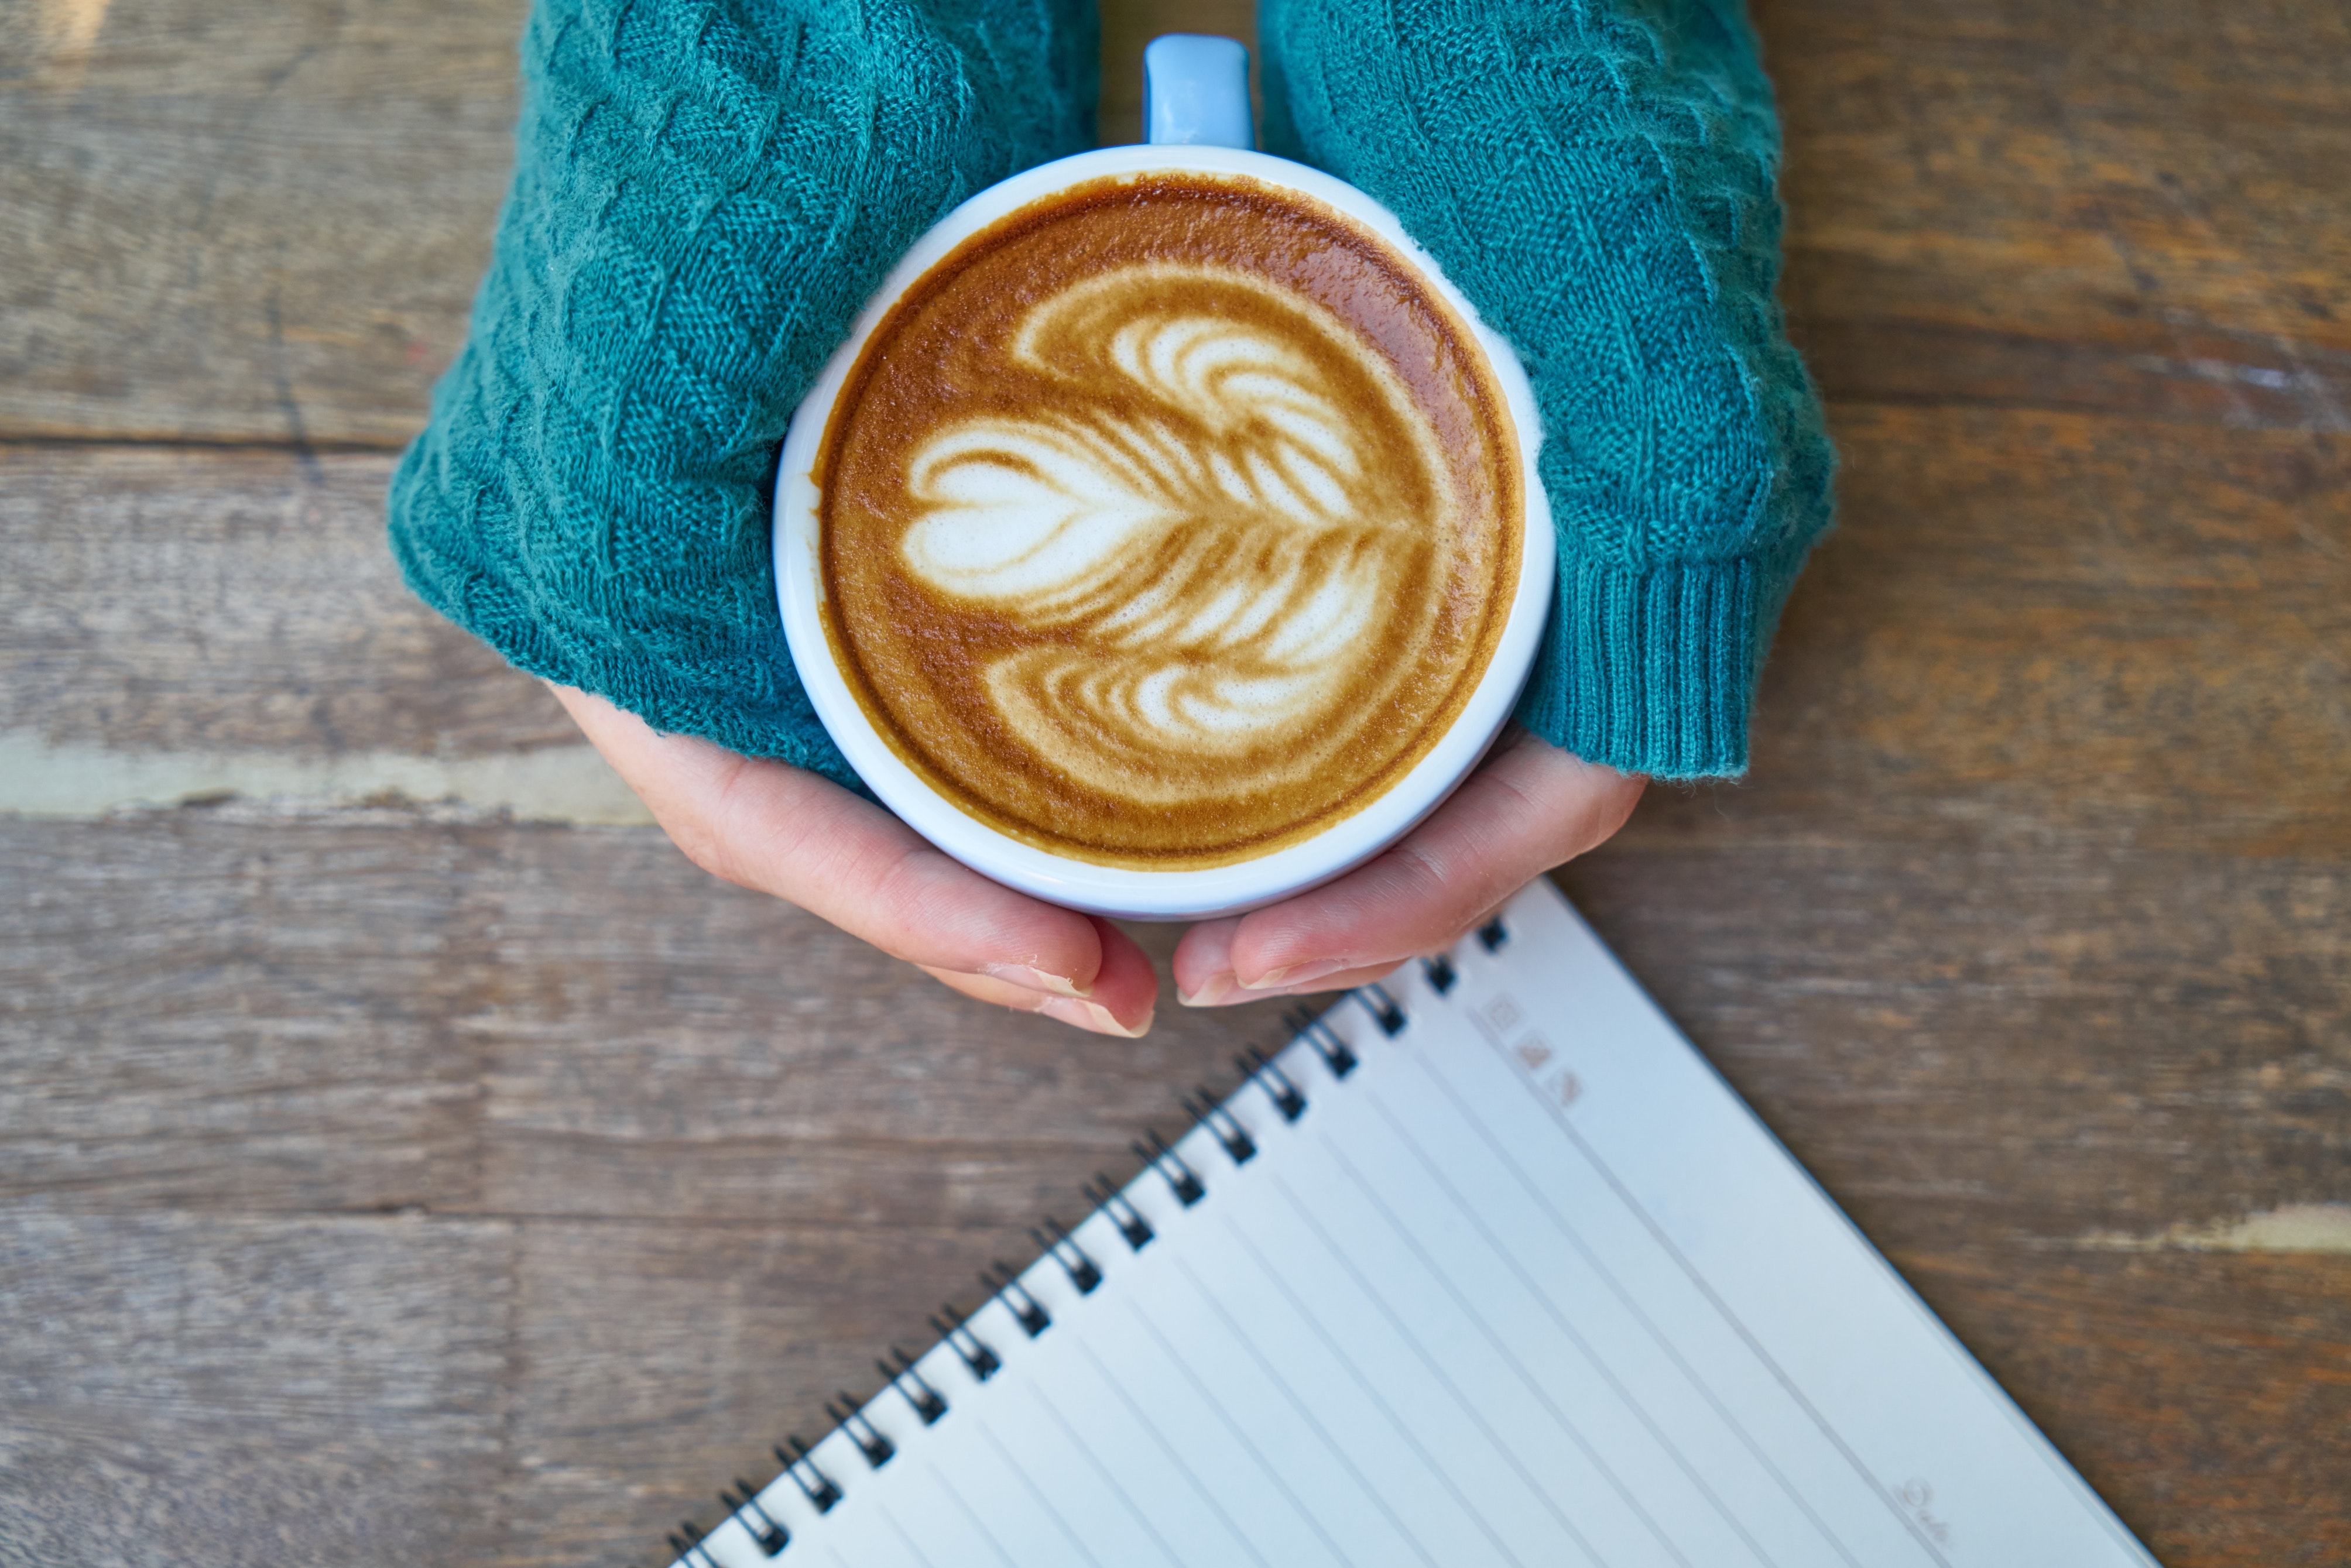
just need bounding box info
[664,879,2160,1568]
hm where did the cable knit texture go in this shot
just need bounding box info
[391,0,1829,785]
[1264,0,1835,776]
[390,0,1098,787]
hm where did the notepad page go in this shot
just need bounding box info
[684,879,2158,1568]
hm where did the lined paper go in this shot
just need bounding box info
[683,880,2159,1568]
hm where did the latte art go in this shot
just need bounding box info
[898,264,1453,800]
[818,174,1520,869]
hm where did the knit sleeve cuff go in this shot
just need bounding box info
[1511,545,1814,780]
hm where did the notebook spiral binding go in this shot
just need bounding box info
[677,921,1509,1564]
[772,1436,839,1512]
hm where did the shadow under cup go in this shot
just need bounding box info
[775,146,1553,921]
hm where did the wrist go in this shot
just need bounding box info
[1513,544,1813,780]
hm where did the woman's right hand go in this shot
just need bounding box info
[552,684,1161,1039]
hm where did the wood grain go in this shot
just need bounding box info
[0,448,569,760]
[1645,403,2351,858]
[0,816,485,1215]
[0,815,1301,1223]
[6,808,2347,1564]
[1896,1246,2351,1568]
[7,1211,2340,1568]
[497,1219,1027,1568]
[1764,0,2351,423]
[4,0,2348,1562]
[0,0,520,447]
[1557,843,2351,1253]
[6,0,2343,444]
[466,826,1301,1225]
[9,815,2341,1249]
[0,1205,516,1567]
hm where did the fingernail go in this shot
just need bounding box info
[1240,958,1347,992]
[1177,971,1237,1007]
[1040,996,1153,1038]
[982,962,1089,999]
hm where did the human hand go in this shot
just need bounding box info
[1169,727,1643,1006]
[552,685,1159,1038]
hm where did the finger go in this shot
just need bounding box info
[1175,959,1392,1006]
[919,917,1158,1035]
[919,928,1158,1037]
[1176,905,1512,1005]
[554,685,1122,999]
[1175,728,1643,994]
[1078,916,1160,1032]
[1171,917,1240,1006]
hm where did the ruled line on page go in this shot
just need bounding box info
[930,1464,1024,1567]
[1120,1298,1353,1568]
[1451,972,1956,1568]
[876,1501,943,1568]
[974,1418,1108,1568]
[1402,1040,1870,1567]
[1266,1162,1623,1568]
[1352,1083,1787,1568]
[1219,1215,1536,1568]
[1170,1253,1445,1568]
[1054,1337,1265,1568]
[1294,1142,1702,1568]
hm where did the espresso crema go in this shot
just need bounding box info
[817,173,1521,869]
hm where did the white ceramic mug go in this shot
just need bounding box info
[774,35,1553,921]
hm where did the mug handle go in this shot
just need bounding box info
[1142,34,1254,149]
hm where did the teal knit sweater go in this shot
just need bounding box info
[390,0,1832,785]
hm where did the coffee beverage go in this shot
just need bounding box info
[815,172,1522,870]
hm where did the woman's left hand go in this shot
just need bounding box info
[1171,727,1644,1006]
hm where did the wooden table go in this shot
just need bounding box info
[3,1,2345,1563]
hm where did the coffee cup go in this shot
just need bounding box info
[774,35,1553,921]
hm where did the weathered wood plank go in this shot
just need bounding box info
[5,805,2345,1565]
[5,0,2346,445]
[0,0,520,446]
[0,815,1296,1222]
[4,1207,2338,1568]
[0,447,570,761]
[8,806,2343,1243]
[498,1218,1023,1568]
[1892,1247,2351,1568]
[0,1205,516,1567]
[464,818,1301,1224]
[0,816,486,1215]
[1555,844,2351,1258]
[1763,0,2351,423]
[1643,402,2351,859]
[4,1213,2343,1568]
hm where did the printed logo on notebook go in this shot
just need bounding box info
[1507,1028,1579,1107]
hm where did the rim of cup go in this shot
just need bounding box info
[773,142,1554,920]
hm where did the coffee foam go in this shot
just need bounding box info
[900,264,1449,789]
[818,174,1519,869]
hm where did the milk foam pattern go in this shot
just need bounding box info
[899,265,1453,798]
